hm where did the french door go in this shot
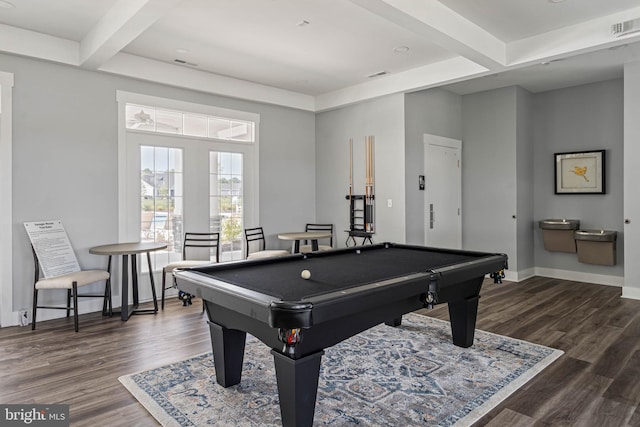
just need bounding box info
[125,132,257,273]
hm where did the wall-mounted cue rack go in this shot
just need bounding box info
[345,136,375,246]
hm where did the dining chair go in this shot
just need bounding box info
[161,232,220,309]
[299,223,334,253]
[244,227,289,260]
[26,221,111,332]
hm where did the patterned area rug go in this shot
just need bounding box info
[119,313,562,426]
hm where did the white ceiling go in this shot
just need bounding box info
[1,0,639,111]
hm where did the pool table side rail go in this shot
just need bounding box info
[301,253,506,325]
[175,251,507,329]
[176,270,276,321]
[427,254,508,286]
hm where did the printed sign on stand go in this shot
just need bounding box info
[24,220,80,278]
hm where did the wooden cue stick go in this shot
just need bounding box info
[368,136,374,231]
[370,136,374,189]
[367,136,370,187]
[365,136,371,231]
[369,135,376,231]
[366,136,372,187]
[365,136,369,231]
[349,138,353,200]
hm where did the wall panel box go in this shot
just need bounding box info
[574,230,617,266]
[538,219,580,253]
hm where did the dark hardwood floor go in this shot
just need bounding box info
[1,277,638,426]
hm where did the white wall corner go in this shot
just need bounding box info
[621,286,640,301]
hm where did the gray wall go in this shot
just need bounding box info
[623,61,640,292]
[462,87,519,263]
[515,87,535,273]
[404,89,462,245]
[533,79,624,278]
[315,93,406,246]
[3,53,316,313]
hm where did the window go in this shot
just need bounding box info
[125,103,255,142]
[210,152,244,259]
[140,146,183,266]
[117,91,259,279]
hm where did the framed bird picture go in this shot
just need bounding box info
[554,150,605,194]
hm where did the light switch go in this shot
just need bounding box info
[387,199,392,208]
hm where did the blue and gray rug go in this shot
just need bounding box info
[119,313,562,426]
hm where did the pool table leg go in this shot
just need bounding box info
[271,349,325,427]
[447,295,480,348]
[384,317,402,327]
[208,321,247,387]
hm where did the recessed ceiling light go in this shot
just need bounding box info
[175,48,190,55]
[540,58,563,65]
[0,0,15,9]
[367,71,389,78]
[548,0,565,3]
[174,59,198,67]
[393,46,410,53]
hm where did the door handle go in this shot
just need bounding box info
[429,203,434,229]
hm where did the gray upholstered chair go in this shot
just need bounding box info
[244,227,289,260]
[161,232,220,309]
[299,223,334,253]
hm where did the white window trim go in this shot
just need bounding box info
[0,71,15,326]
[116,90,260,243]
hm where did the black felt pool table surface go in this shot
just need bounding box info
[195,246,483,301]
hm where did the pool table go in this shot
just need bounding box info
[175,242,508,427]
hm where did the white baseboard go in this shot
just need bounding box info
[534,267,623,288]
[504,268,535,283]
[8,294,162,328]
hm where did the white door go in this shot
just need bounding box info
[424,135,462,249]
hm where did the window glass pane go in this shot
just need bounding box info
[126,104,155,131]
[155,109,182,134]
[209,117,231,139]
[141,146,183,265]
[126,103,256,143]
[169,150,184,198]
[219,152,232,175]
[183,113,207,137]
[211,151,243,262]
[230,121,253,141]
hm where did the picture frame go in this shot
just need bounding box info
[554,150,605,194]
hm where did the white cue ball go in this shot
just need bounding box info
[301,269,311,280]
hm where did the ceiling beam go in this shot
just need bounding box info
[508,6,640,66]
[80,0,183,69]
[101,53,317,111]
[315,56,488,112]
[348,0,506,70]
[0,24,78,65]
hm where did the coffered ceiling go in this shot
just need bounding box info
[1,0,639,111]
